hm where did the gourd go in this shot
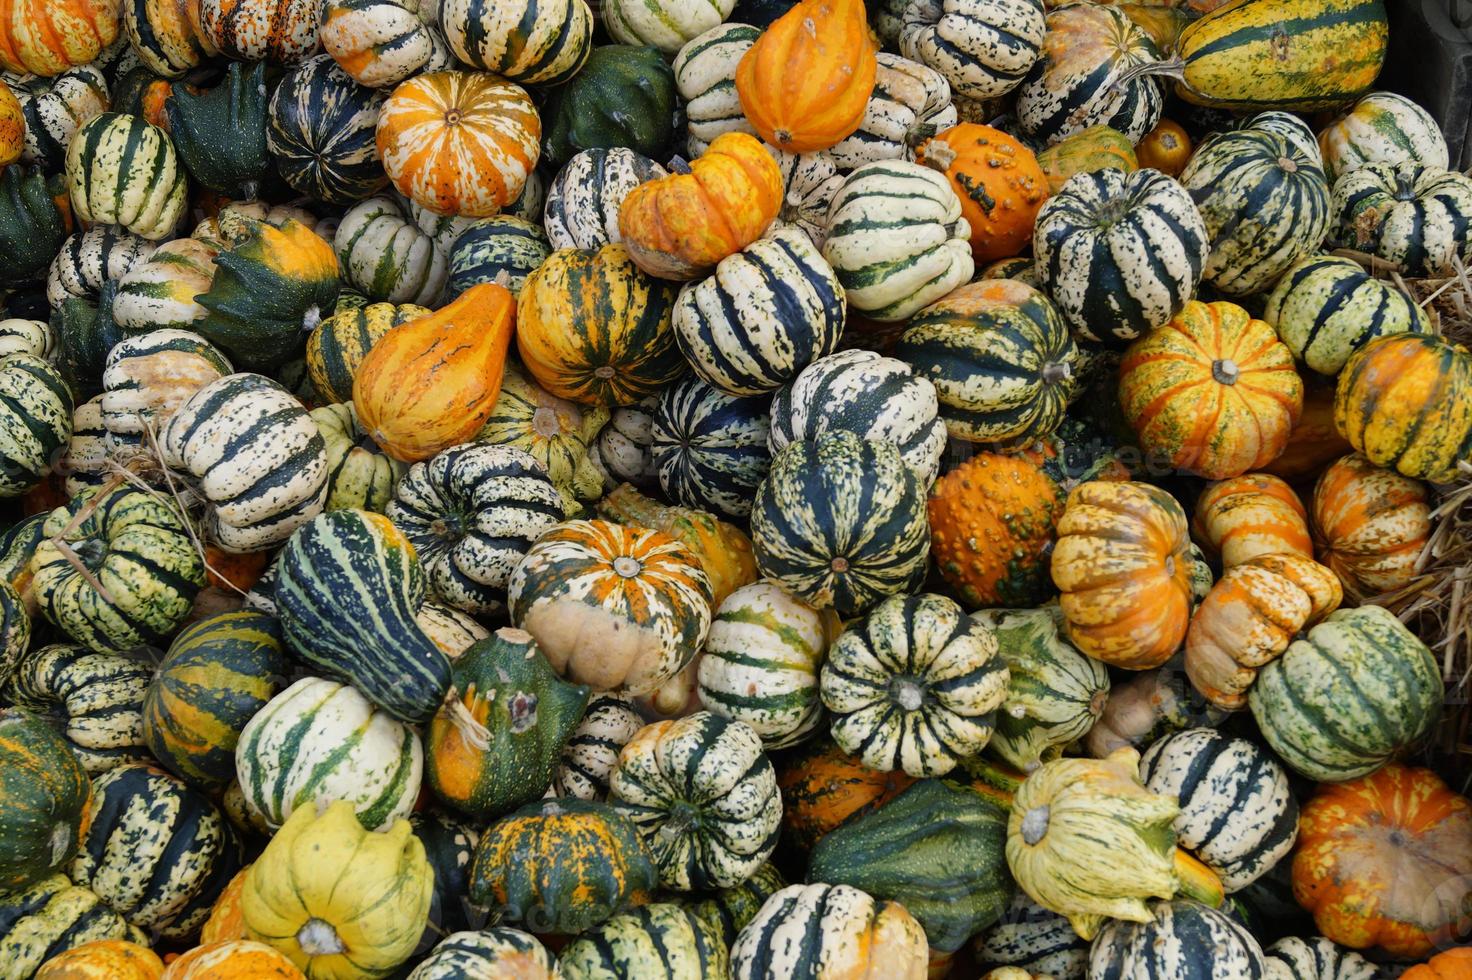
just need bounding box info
[543,146,668,250]
[1191,474,1313,569]
[898,0,1046,101]
[0,352,72,497]
[604,0,733,54]
[0,77,20,166]
[1263,937,1377,980]
[673,23,759,157]
[112,239,220,335]
[310,401,406,513]
[267,54,388,205]
[1089,899,1269,978]
[650,376,771,520]
[1312,452,1431,598]
[431,0,592,84]
[539,44,676,168]
[98,329,232,447]
[1402,948,1472,980]
[319,0,451,88]
[65,113,187,241]
[1331,162,1472,276]
[0,579,31,681]
[1036,124,1137,193]
[0,166,68,283]
[407,929,555,980]
[410,811,480,948]
[1136,118,1192,176]
[973,893,1088,978]
[446,216,550,299]
[6,66,109,172]
[729,882,929,980]
[553,695,646,801]
[165,62,269,198]
[825,54,957,171]
[476,364,608,511]
[33,939,165,979]
[306,300,430,405]
[0,874,149,976]
[198,0,320,63]
[3,644,152,774]
[560,903,728,979]
[416,600,490,659]
[768,148,844,249]
[1083,659,1228,759]
[332,196,447,306]
[1319,91,1449,182]
[48,227,153,310]
[158,940,304,978]
[0,709,93,894]
[775,734,913,855]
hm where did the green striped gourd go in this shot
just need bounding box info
[46,226,152,309]
[0,352,71,497]
[604,0,734,54]
[408,928,557,980]
[827,53,956,171]
[730,882,930,980]
[651,376,771,520]
[697,581,836,749]
[447,216,552,299]
[307,300,431,404]
[64,112,188,240]
[430,0,593,84]
[275,509,452,723]
[0,582,29,686]
[333,195,447,305]
[111,238,220,334]
[770,149,845,250]
[674,23,760,157]
[544,147,669,250]
[974,893,1089,977]
[8,66,109,171]
[267,54,389,205]
[320,0,453,88]
[0,710,92,894]
[971,606,1110,773]
[99,329,233,444]
[1089,899,1269,978]
[141,610,287,791]
[235,676,424,831]
[560,903,729,978]
[310,401,406,513]
[1264,255,1429,376]
[687,863,786,949]
[1318,91,1449,183]
[476,364,609,513]
[0,874,148,978]
[898,0,1046,101]
[60,396,109,496]
[554,694,645,800]
[1331,161,1472,277]
[411,811,482,947]
[417,599,491,658]
[1264,937,1377,980]
[1248,605,1442,782]
[0,318,53,359]
[0,512,45,592]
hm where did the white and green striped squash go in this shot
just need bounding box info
[971,606,1109,774]
[827,54,957,171]
[60,397,110,496]
[604,0,736,55]
[409,928,557,980]
[160,372,329,553]
[0,581,29,686]
[320,0,454,88]
[411,812,484,949]
[417,598,491,658]
[1033,167,1209,343]
[610,711,781,891]
[1089,900,1269,979]
[675,227,846,396]
[45,227,153,311]
[1264,937,1377,980]
[0,874,148,976]
[822,161,973,322]
[1181,119,1332,296]
[769,149,845,250]
[1248,604,1443,782]
[751,431,930,618]
[544,148,669,251]
[267,54,389,205]
[898,0,1046,102]
[686,862,786,950]
[430,0,593,85]
[821,592,1008,777]
[1332,161,1472,277]
[1242,111,1324,169]
[6,65,109,172]
[1263,254,1430,376]
[560,903,729,979]
[554,693,646,801]
[1318,91,1449,184]
[730,882,929,980]
[651,376,771,520]
[111,238,220,334]
[99,329,233,445]
[310,400,406,513]
[0,317,54,359]
[65,112,188,241]
[1139,728,1297,893]
[386,443,566,616]
[4,643,152,774]
[235,675,424,832]
[587,397,660,493]
[674,23,760,158]
[768,349,947,489]
[974,892,1089,978]
[0,352,72,498]
[476,364,608,513]
[446,215,551,299]
[696,581,836,749]
[334,195,447,306]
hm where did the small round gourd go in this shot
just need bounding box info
[651,377,771,520]
[333,196,447,305]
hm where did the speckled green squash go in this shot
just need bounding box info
[687,862,787,949]
[0,874,149,977]
[0,709,93,894]
[310,400,407,513]
[408,927,557,980]
[65,112,188,240]
[650,375,772,520]
[447,216,553,299]
[4,643,152,775]
[476,364,609,513]
[554,694,646,801]
[560,902,729,979]
[0,352,73,498]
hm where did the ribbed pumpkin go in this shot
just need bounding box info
[6,66,108,172]
[973,893,1089,977]
[1312,453,1431,598]
[476,364,608,511]
[377,70,540,217]
[160,940,304,979]
[0,874,151,976]
[99,329,232,445]
[445,216,551,299]
[1319,91,1449,182]
[311,401,406,513]
[897,0,1045,102]
[729,882,929,980]
[1035,124,1138,193]
[544,146,668,250]
[111,239,219,335]
[1402,949,1472,980]
[4,644,152,774]
[0,352,72,498]
[1191,473,1313,570]
[0,0,120,75]
[560,902,727,979]
[1119,302,1304,480]
[1263,937,1378,980]
[775,735,912,855]
[1332,161,1472,277]
[409,929,555,980]
[306,300,429,404]
[198,0,319,63]
[331,197,446,305]
[65,113,187,240]
[34,940,164,979]
[265,54,388,205]
[651,377,771,520]
[432,0,592,84]
[0,710,93,894]
[553,694,645,801]
[1089,899,1268,979]
[319,0,449,88]
[672,23,759,156]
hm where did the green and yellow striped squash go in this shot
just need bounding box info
[64,112,188,240]
[974,893,1090,977]
[306,300,431,405]
[687,862,787,950]
[730,882,930,980]
[431,0,592,83]
[0,874,149,978]
[560,903,729,979]
[0,709,93,894]
[3,644,152,775]
[476,364,610,513]
[7,66,109,173]
[141,610,287,792]
[310,401,406,513]
[0,352,72,498]
[0,581,29,686]
[409,928,557,980]
[110,238,220,335]
[47,225,153,310]
[447,215,553,299]
[1036,125,1138,194]
[0,512,46,593]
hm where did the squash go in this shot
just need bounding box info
[469,797,659,934]
[1403,949,1472,980]
[734,0,876,154]
[0,709,93,894]
[142,610,286,791]
[416,599,489,659]
[1035,124,1138,193]
[553,694,644,801]
[432,0,592,83]
[6,67,108,172]
[1319,91,1449,183]
[730,882,929,980]
[1032,167,1208,344]
[164,62,268,199]
[540,44,676,168]
[650,377,770,520]
[775,734,912,855]
[475,364,607,512]
[1083,658,1228,760]
[319,0,450,87]
[0,874,149,976]
[821,160,973,322]
[509,518,714,696]
[1119,301,1303,480]
[604,0,733,54]
[98,329,232,447]
[111,239,220,335]
[898,0,1045,101]
[446,216,550,299]
[408,930,555,980]
[310,401,405,513]
[0,577,30,676]
[517,244,685,406]
[159,940,303,979]
[332,197,446,306]
[1332,161,1472,277]
[673,23,759,157]
[4,644,152,774]
[409,811,480,948]
[0,167,67,284]
[973,893,1088,977]
[264,55,387,205]
[1293,764,1472,958]
[1334,333,1472,484]
[386,443,564,615]
[1312,452,1431,598]
[560,903,727,979]
[544,146,668,250]
[1136,118,1191,176]
[672,227,845,397]
[306,300,429,405]
[1089,899,1269,978]
[0,0,119,75]
[1049,481,1193,671]
[1191,473,1313,570]
[197,0,318,63]
[0,352,71,498]
[426,627,590,819]
[822,53,957,170]
[767,148,845,250]
[917,125,1049,263]
[1256,374,1360,475]
[1249,605,1442,782]
[242,800,433,977]
[0,77,21,167]
[1263,937,1377,980]
[47,226,152,310]
[377,70,539,218]
[64,113,186,241]
[34,940,164,979]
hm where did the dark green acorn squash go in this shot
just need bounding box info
[165,62,270,199]
[0,709,93,893]
[0,167,67,284]
[542,45,676,168]
[412,811,481,952]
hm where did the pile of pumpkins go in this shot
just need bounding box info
[2,0,1472,976]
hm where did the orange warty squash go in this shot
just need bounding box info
[1294,765,1472,959]
[1261,376,1352,482]
[0,0,119,75]
[201,867,250,943]
[1119,301,1304,480]
[916,123,1049,262]
[377,70,540,217]
[161,940,304,979]
[1050,480,1194,670]
[1135,118,1192,177]
[0,77,21,166]
[734,0,878,153]
[35,940,165,980]
[776,735,913,855]
[354,282,516,462]
[1313,452,1431,599]
[1403,948,1472,980]
[617,132,782,281]
[1191,473,1313,570]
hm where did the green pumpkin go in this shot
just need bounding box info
[141,610,287,791]
[4,643,152,774]
[164,61,270,198]
[0,352,73,498]
[52,282,125,401]
[687,862,787,950]
[0,710,93,894]
[0,166,67,283]
[427,627,592,820]
[542,45,676,168]
[447,215,553,299]
[559,903,729,979]
[310,401,406,512]
[0,874,149,976]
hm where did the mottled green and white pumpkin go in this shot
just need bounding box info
[1089,900,1269,979]
[99,329,233,447]
[267,53,389,205]
[320,0,455,88]
[417,598,491,658]
[4,643,152,774]
[60,396,110,495]
[543,147,669,251]
[686,862,787,949]
[46,226,153,310]
[1319,91,1449,183]
[730,882,930,980]
[898,0,1046,102]
[0,873,149,974]
[603,0,736,55]
[0,582,30,686]
[554,693,646,801]
[587,397,660,493]
[560,902,729,978]
[408,928,557,980]
[7,65,109,171]
[828,53,957,171]
[111,238,220,334]
[310,400,406,512]
[446,215,552,299]
[973,892,1089,978]
[1263,936,1377,980]
[769,148,846,250]
[65,112,188,240]
[1331,161,1472,277]
[674,23,760,157]
[651,376,771,520]
[429,0,593,85]
[0,351,72,497]
[0,317,54,359]
[476,364,608,513]
[333,194,448,305]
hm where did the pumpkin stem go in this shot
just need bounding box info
[919,139,956,172]
[1021,804,1051,846]
[1041,360,1073,386]
[1109,57,1185,91]
[443,688,492,751]
[302,304,323,334]
[888,676,927,712]
[1211,359,1240,385]
[297,918,348,956]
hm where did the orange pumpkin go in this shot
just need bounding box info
[198,0,318,62]
[1294,765,1472,959]
[0,77,21,166]
[35,940,164,980]
[776,735,913,854]
[617,132,782,281]
[1135,118,1192,177]
[1312,453,1431,599]
[1119,301,1304,480]
[1260,376,1352,481]
[0,0,119,75]
[161,941,304,979]
[1191,473,1313,570]
[354,282,516,462]
[201,867,250,943]
[1403,948,1472,980]
[734,0,877,153]
[377,70,540,217]
[915,123,1049,262]
[1050,480,1195,670]
[202,547,270,594]
[1184,552,1342,709]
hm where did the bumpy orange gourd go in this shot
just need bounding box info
[1294,765,1472,959]
[354,282,516,462]
[161,940,305,979]
[1191,473,1313,570]
[617,132,782,280]
[1313,452,1432,599]
[1403,948,1472,980]
[1050,480,1195,670]
[916,123,1050,262]
[1135,119,1192,176]
[0,78,21,166]
[734,0,877,153]
[776,736,914,855]
[0,0,119,75]
[35,940,165,980]
[1120,301,1304,480]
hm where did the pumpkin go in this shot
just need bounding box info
[377,70,539,218]
[1191,473,1313,570]
[1293,765,1472,958]
[1089,899,1269,978]
[912,123,1047,263]
[1332,161,1472,277]
[604,0,732,53]
[0,576,30,676]
[197,0,318,63]
[543,146,668,250]
[201,868,248,944]
[554,693,645,801]
[825,52,957,170]
[1032,167,1208,344]
[47,226,152,310]
[160,940,303,979]
[445,216,550,299]
[1262,372,1361,473]
[266,54,387,205]
[1135,118,1191,176]
[416,600,490,659]
[973,893,1089,977]
[34,940,164,979]
[509,519,714,696]
[310,401,405,513]
[650,376,770,520]
[407,930,555,980]
[1312,452,1431,598]
[516,243,685,406]
[306,300,430,404]
[729,882,929,980]
[242,800,433,977]
[319,0,449,88]
[898,0,1045,101]
[65,113,186,241]
[332,196,446,305]
[0,0,119,75]
[1334,333,1472,484]
[111,239,219,335]
[560,903,727,979]
[6,66,108,172]
[0,874,149,976]
[432,0,592,83]
[0,351,71,498]
[1319,91,1449,183]
[468,797,659,934]
[685,866,788,958]
[1403,949,1472,980]
[3,644,152,774]
[0,709,93,894]
[1263,937,1377,980]
[476,364,608,512]
[1035,124,1138,194]
[98,329,232,447]
[673,23,759,156]
[1119,301,1303,480]
[539,43,676,168]
[767,148,845,250]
